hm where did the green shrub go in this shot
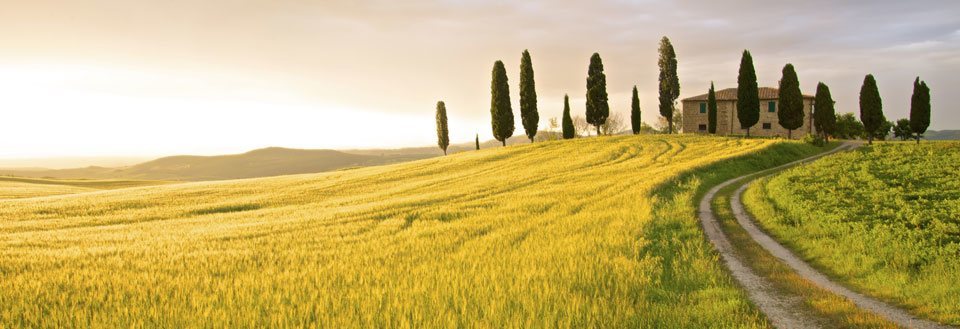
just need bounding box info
[802,133,826,147]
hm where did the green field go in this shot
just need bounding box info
[0,176,170,199]
[0,135,827,327]
[744,141,960,325]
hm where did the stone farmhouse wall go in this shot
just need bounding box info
[682,98,815,138]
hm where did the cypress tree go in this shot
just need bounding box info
[631,86,642,134]
[737,50,759,137]
[519,50,539,142]
[813,82,836,142]
[475,134,480,150]
[585,53,609,135]
[910,77,931,144]
[562,94,575,139]
[490,60,514,146]
[859,74,885,145]
[657,37,680,134]
[707,82,717,134]
[777,64,804,139]
[435,101,449,155]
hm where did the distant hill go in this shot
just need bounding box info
[0,156,150,170]
[0,131,574,181]
[925,130,960,140]
[0,147,436,181]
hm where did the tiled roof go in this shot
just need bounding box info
[682,87,814,101]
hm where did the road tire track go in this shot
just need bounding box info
[700,141,954,328]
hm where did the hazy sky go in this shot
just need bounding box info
[1,0,958,158]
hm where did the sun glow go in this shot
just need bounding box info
[0,63,439,158]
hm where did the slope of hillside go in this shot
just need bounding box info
[743,141,960,325]
[0,135,826,327]
[924,130,960,140]
[0,176,171,199]
[0,147,435,181]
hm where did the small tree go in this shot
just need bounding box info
[435,101,449,155]
[656,106,682,133]
[871,120,893,141]
[859,74,885,145]
[893,118,913,141]
[707,82,717,134]
[573,115,591,137]
[658,37,680,133]
[490,60,514,146]
[910,77,931,144]
[562,94,575,139]
[813,82,836,142]
[475,134,480,150]
[600,112,627,135]
[737,50,759,136]
[631,86,642,134]
[835,113,864,139]
[543,117,560,141]
[519,50,539,142]
[585,53,609,135]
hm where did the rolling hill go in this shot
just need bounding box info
[0,135,828,327]
[0,176,171,199]
[0,147,436,181]
[0,134,564,181]
[925,129,960,140]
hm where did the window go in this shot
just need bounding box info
[768,101,776,112]
[762,123,772,130]
[698,124,707,131]
[699,103,707,113]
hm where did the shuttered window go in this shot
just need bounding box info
[768,101,776,112]
[700,103,707,113]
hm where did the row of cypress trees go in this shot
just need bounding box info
[489,50,544,147]
[439,41,932,154]
[730,52,808,139]
[438,37,683,154]
[704,50,931,145]
[436,50,541,154]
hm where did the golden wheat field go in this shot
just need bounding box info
[0,135,824,327]
[0,177,169,200]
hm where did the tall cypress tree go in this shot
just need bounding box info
[519,50,539,142]
[658,37,680,134]
[475,133,480,150]
[631,86,642,134]
[585,53,609,135]
[777,64,804,139]
[910,77,931,144]
[737,50,759,137]
[707,82,717,134]
[813,82,836,142]
[562,94,575,139]
[490,60,514,146]
[859,74,885,145]
[435,101,449,155]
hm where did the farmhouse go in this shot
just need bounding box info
[681,87,815,138]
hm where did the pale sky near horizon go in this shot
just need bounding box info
[1,0,958,159]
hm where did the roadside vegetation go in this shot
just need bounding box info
[710,163,897,328]
[1,135,824,327]
[744,141,960,325]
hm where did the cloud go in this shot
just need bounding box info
[1,0,959,157]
